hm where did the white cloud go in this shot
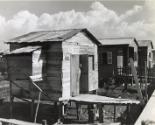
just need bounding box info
[0,1,155,51]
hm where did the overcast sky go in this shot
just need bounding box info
[0,0,154,51]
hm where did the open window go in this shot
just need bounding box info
[102,51,112,64]
[88,55,95,70]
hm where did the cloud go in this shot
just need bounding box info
[0,1,154,51]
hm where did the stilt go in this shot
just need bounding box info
[30,98,34,121]
[98,104,103,123]
[9,80,14,119]
[10,95,14,118]
[113,105,116,122]
[126,104,130,125]
[88,104,94,123]
[76,103,79,120]
[58,102,64,123]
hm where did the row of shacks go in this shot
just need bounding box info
[1,29,155,124]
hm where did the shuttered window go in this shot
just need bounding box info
[89,55,94,70]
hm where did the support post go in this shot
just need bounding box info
[76,103,79,120]
[126,104,130,125]
[98,103,103,123]
[144,61,148,101]
[10,95,14,118]
[34,91,41,123]
[58,102,64,123]
[30,98,34,121]
[88,104,94,123]
[114,105,116,122]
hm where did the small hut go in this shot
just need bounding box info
[98,37,139,85]
[4,29,100,101]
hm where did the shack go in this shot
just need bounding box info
[4,29,100,101]
[137,40,154,76]
[98,37,139,85]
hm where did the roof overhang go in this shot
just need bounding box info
[3,46,41,56]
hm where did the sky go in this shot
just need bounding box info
[0,0,154,51]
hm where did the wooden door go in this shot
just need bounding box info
[70,55,79,96]
[80,55,88,93]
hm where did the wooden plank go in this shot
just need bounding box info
[98,104,103,123]
[71,55,80,96]
[0,118,41,125]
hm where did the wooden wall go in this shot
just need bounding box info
[98,45,128,83]
[6,54,32,98]
[7,32,99,100]
[45,43,63,100]
[62,32,98,98]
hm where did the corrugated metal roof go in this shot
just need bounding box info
[4,46,41,55]
[59,94,140,105]
[137,40,153,49]
[99,37,138,47]
[6,29,100,46]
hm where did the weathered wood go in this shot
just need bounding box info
[88,104,94,123]
[113,105,116,122]
[0,118,41,125]
[70,55,80,96]
[98,104,103,123]
[30,98,34,121]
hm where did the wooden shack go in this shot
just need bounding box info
[98,37,139,84]
[137,40,154,76]
[4,29,100,101]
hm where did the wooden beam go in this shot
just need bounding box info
[114,105,116,122]
[98,103,103,123]
[88,104,94,123]
[10,95,14,118]
[58,102,64,123]
[129,58,143,101]
[76,103,79,120]
[126,104,130,125]
[30,98,34,121]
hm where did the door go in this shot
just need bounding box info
[80,55,88,93]
[70,55,80,96]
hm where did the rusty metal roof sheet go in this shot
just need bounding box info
[6,29,100,45]
[99,37,138,47]
[4,46,41,55]
[59,94,140,105]
[137,40,153,49]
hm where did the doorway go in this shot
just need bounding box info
[70,55,88,96]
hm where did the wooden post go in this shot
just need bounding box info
[76,103,79,120]
[58,102,64,123]
[34,91,41,123]
[30,98,34,121]
[88,104,94,123]
[98,103,103,123]
[144,61,148,101]
[10,95,14,118]
[126,104,130,125]
[113,105,116,122]
[129,58,143,101]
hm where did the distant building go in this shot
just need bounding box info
[4,29,100,100]
[137,40,154,69]
[98,37,139,84]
